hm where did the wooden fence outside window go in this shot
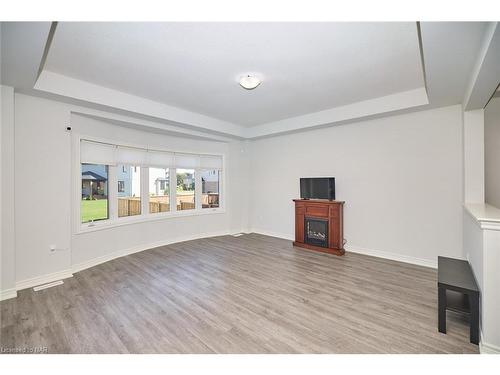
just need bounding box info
[117,194,206,216]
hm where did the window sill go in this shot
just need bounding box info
[75,207,226,235]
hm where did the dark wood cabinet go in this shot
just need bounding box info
[293,199,345,256]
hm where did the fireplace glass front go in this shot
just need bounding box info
[304,217,328,247]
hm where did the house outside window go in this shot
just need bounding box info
[81,163,109,223]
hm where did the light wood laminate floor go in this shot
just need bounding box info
[0,234,478,353]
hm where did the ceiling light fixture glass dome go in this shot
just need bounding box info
[239,75,261,90]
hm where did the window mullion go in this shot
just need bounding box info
[218,169,223,210]
[170,168,177,212]
[195,169,202,210]
[141,166,149,216]
[108,165,118,220]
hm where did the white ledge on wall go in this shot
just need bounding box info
[76,208,225,235]
[464,202,500,353]
[464,203,500,231]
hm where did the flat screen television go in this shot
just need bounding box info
[300,177,335,200]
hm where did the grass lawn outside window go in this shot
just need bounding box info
[81,199,108,223]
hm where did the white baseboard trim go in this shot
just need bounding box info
[480,341,500,354]
[250,229,437,269]
[250,228,294,241]
[0,287,17,301]
[15,269,73,292]
[480,332,500,354]
[72,230,231,274]
[346,245,437,269]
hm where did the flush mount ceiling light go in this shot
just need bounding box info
[239,75,261,90]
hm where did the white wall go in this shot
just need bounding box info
[463,109,485,203]
[1,85,16,300]
[0,86,4,298]
[227,139,251,234]
[248,105,465,267]
[12,93,247,287]
[485,97,500,208]
[14,94,73,284]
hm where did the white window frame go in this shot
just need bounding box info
[73,134,225,235]
[200,168,222,209]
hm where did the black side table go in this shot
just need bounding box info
[437,256,480,345]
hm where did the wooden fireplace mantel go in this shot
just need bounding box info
[293,199,345,256]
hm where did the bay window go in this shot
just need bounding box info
[78,139,223,231]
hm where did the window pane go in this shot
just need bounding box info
[117,165,141,217]
[81,163,109,223]
[149,167,170,213]
[201,169,220,208]
[176,168,195,211]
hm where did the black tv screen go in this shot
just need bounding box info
[300,177,336,200]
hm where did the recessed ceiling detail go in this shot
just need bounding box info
[3,21,494,140]
[41,22,426,128]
